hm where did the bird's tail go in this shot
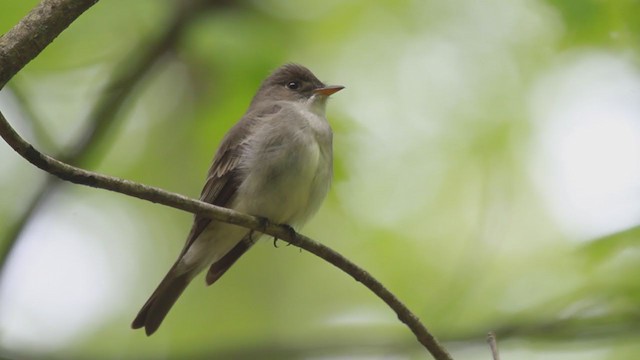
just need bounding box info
[206,235,255,285]
[131,264,192,336]
[132,233,257,335]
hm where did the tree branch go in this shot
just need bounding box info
[0,1,453,358]
[487,332,500,360]
[5,81,58,151]
[0,0,99,88]
[0,108,453,360]
[0,0,228,272]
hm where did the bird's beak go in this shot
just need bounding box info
[314,85,345,96]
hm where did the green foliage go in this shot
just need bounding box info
[1,0,640,359]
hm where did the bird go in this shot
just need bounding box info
[131,64,344,335]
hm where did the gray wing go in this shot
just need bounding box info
[177,103,282,258]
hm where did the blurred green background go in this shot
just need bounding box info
[1,0,640,359]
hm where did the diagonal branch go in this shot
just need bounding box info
[0,0,226,271]
[0,0,99,88]
[5,81,58,151]
[59,0,215,166]
[0,109,454,360]
[0,0,100,270]
[0,1,453,358]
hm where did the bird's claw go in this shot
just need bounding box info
[273,224,296,248]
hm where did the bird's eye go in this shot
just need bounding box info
[286,81,300,90]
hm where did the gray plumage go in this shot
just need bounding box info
[131,64,343,335]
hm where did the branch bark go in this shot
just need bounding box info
[0,0,98,88]
[0,0,221,272]
[487,332,500,360]
[0,1,454,359]
[0,109,453,359]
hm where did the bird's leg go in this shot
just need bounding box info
[272,223,296,248]
[256,216,269,232]
[280,225,302,252]
[273,224,296,248]
[248,216,269,245]
[250,216,290,248]
[283,224,296,244]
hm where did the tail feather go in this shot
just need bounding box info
[133,233,257,335]
[132,267,191,336]
[206,236,255,285]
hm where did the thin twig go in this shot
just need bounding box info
[0,109,454,359]
[487,332,500,360]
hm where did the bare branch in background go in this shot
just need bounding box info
[0,0,453,358]
[0,109,454,359]
[487,332,500,360]
[0,0,229,270]
[5,82,58,151]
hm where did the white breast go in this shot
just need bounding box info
[234,101,333,228]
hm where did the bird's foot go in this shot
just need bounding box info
[248,216,270,244]
[256,216,269,233]
[273,223,296,248]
